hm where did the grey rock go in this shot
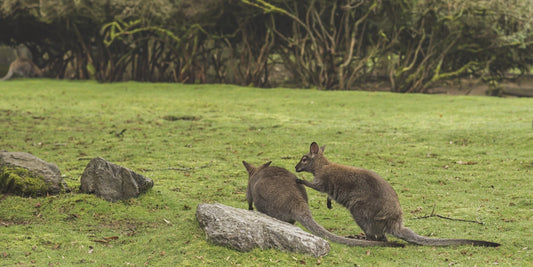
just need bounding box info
[80,157,153,202]
[196,203,330,257]
[0,151,68,196]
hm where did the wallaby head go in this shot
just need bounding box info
[243,160,271,177]
[295,142,327,174]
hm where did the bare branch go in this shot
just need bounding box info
[413,205,485,225]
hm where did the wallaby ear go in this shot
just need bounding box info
[242,161,255,175]
[320,145,326,152]
[262,161,272,168]
[310,142,320,154]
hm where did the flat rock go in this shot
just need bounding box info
[80,157,153,202]
[196,203,330,257]
[0,151,68,196]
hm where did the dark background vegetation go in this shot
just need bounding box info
[0,0,532,93]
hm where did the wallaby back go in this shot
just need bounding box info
[244,160,307,223]
[295,142,500,247]
[243,160,403,247]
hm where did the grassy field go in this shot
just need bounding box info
[0,80,531,266]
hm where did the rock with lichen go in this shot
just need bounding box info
[0,151,69,196]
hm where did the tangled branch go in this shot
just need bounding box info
[414,204,485,225]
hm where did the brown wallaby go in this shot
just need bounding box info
[243,160,403,247]
[295,142,500,247]
[1,58,43,81]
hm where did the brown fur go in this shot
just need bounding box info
[295,142,500,247]
[1,58,43,81]
[243,160,403,247]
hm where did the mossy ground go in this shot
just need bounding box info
[0,80,531,266]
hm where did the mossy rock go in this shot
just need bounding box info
[0,151,69,197]
[0,166,62,197]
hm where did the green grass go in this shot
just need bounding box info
[0,80,531,266]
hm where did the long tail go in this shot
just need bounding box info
[1,70,13,81]
[297,215,404,247]
[394,226,500,247]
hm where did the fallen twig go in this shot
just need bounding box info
[413,204,484,225]
[143,161,213,172]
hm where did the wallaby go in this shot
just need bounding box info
[242,160,403,247]
[295,142,500,247]
[1,58,43,81]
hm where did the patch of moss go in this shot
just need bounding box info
[0,166,52,197]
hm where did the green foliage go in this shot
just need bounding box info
[0,80,531,265]
[1,0,531,90]
[243,0,408,89]
[391,0,533,92]
[243,0,533,91]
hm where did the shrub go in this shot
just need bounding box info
[0,0,531,91]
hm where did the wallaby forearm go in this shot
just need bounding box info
[246,190,254,210]
[295,178,323,192]
[296,179,332,209]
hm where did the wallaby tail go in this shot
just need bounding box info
[394,226,500,247]
[297,215,404,247]
[1,70,13,81]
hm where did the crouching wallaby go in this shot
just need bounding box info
[295,142,500,247]
[1,58,43,81]
[243,160,403,247]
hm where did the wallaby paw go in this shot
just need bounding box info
[295,179,304,184]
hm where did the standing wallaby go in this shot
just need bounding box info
[243,160,403,247]
[1,58,43,81]
[295,142,500,247]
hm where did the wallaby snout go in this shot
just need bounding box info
[295,160,305,172]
